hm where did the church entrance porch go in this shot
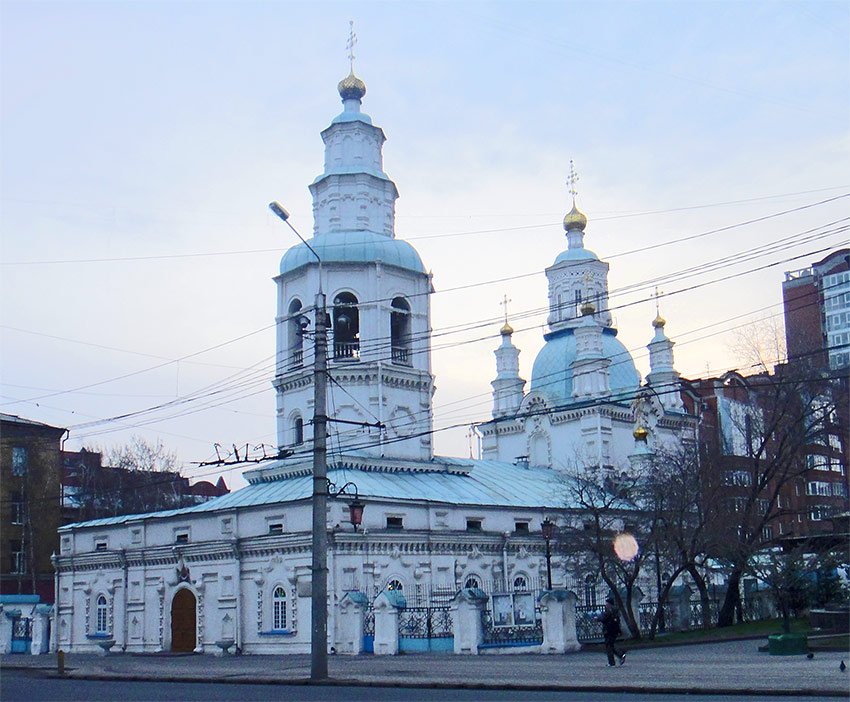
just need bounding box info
[170,589,196,653]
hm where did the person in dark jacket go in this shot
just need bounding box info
[597,595,627,667]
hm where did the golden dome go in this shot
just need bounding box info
[563,202,587,232]
[580,302,596,316]
[652,314,666,329]
[500,321,514,335]
[633,425,649,441]
[338,71,366,101]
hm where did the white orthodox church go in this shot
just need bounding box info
[52,68,696,656]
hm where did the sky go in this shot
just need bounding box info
[2,1,848,490]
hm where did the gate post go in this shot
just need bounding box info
[449,588,487,655]
[668,584,693,631]
[539,590,580,654]
[373,590,404,655]
[0,608,16,654]
[30,604,53,655]
[336,591,368,655]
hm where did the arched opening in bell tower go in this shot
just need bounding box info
[390,296,411,365]
[333,292,360,360]
[288,299,304,368]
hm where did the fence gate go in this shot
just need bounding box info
[398,606,453,653]
[11,617,32,654]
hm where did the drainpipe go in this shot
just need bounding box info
[502,535,510,591]
[377,361,384,456]
[121,549,128,652]
[327,539,335,652]
[234,540,242,652]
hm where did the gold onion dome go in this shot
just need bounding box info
[580,302,596,316]
[653,314,666,329]
[500,321,514,335]
[338,71,366,100]
[633,425,649,441]
[563,202,587,232]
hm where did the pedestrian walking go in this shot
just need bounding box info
[596,595,627,667]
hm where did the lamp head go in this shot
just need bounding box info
[268,201,290,221]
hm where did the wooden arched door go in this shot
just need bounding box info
[171,588,196,653]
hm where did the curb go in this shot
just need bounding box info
[40,671,848,698]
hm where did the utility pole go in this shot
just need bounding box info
[268,201,330,682]
[310,289,329,680]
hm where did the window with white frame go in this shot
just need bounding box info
[272,586,287,630]
[10,540,25,573]
[831,482,848,497]
[723,470,752,487]
[464,576,481,590]
[807,454,830,470]
[806,481,831,497]
[513,575,529,591]
[11,494,24,525]
[386,579,404,592]
[11,447,27,476]
[95,594,108,634]
[809,504,833,521]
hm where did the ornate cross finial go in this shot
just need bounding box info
[346,20,358,73]
[500,294,512,325]
[652,286,664,316]
[567,159,580,202]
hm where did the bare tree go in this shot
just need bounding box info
[730,316,787,372]
[705,366,838,627]
[558,461,650,639]
[75,437,189,518]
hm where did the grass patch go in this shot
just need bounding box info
[628,617,811,647]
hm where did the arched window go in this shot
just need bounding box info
[95,594,108,634]
[386,578,404,592]
[288,299,304,368]
[272,586,287,630]
[292,414,304,446]
[333,292,360,360]
[464,576,481,590]
[513,575,528,591]
[390,297,411,365]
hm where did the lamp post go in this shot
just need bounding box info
[541,518,555,590]
[269,201,330,681]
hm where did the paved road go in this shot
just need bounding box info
[2,639,848,697]
[0,671,844,702]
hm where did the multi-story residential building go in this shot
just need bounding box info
[0,414,66,602]
[783,248,850,371]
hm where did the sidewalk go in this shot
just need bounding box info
[2,639,848,697]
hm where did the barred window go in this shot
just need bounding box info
[272,586,287,630]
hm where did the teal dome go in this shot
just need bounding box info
[280,230,426,275]
[529,328,640,405]
[553,247,599,264]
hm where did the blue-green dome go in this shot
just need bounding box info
[280,230,426,275]
[553,247,599,264]
[529,328,640,405]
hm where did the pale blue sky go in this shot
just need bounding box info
[2,1,848,487]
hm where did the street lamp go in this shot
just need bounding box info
[269,201,329,681]
[541,518,555,590]
[327,480,365,530]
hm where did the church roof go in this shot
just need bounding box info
[279,230,426,275]
[59,456,568,531]
[529,328,641,404]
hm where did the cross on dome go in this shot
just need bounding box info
[346,20,357,72]
[500,294,513,335]
[652,287,666,328]
[338,21,366,101]
[566,159,580,202]
[563,159,587,232]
